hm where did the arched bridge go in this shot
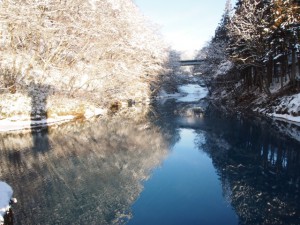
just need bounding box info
[179,60,203,66]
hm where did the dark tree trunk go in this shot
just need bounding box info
[280,55,285,88]
[258,67,263,92]
[291,48,296,84]
[267,55,273,87]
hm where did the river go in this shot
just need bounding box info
[0,83,299,225]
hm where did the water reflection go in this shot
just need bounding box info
[197,110,300,225]
[151,96,300,224]
[0,93,300,224]
[128,129,238,225]
[28,83,52,154]
[0,118,169,224]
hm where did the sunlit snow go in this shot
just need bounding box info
[0,181,13,222]
[177,84,208,102]
[267,93,300,124]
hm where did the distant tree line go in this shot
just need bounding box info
[195,0,300,94]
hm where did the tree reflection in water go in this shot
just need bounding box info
[197,112,300,225]
[1,99,300,224]
[152,97,300,224]
[28,83,52,155]
[0,118,169,225]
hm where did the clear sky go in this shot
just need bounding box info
[134,0,232,57]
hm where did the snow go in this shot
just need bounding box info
[157,84,208,104]
[269,79,290,94]
[0,181,13,222]
[0,107,106,132]
[84,108,107,119]
[269,113,300,123]
[157,89,183,104]
[0,115,75,132]
[215,60,233,77]
[275,120,300,143]
[177,84,208,102]
[273,53,283,60]
[266,93,300,125]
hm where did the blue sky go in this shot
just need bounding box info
[134,0,233,56]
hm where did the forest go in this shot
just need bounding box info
[194,0,300,116]
[1,0,299,129]
[0,0,173,124]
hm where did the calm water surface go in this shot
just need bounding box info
[0,84,299,225]
[128,129,237,225]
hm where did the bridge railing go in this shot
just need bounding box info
[179,60,203,66]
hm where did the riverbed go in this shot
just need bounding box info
[0,83,299,225]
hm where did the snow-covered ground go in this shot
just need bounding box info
[251,93,300,141]
[0,115,75,132]
[0,108,106,132]
[260,93,300,124]
[0,181,13,223]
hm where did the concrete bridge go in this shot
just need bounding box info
[179,60,203,66]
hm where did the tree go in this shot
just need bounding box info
[266,0,300,84]
[194,0,233,78]
[213,0,232,44]
[227,0,272,91]
[0,0,168,116]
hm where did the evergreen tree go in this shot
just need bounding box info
[213,0,232,43]
[266,0,300,84]
[194,0,233,80]
[227,0,271,90]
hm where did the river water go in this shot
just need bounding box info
[0,84,299,225]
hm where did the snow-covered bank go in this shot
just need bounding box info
[157,84,208,104]
[0,115,75,132]
[208,78,300,142]
[0,92,108,132]
[0,181,13,223]
[256,93,300,141]
[157,89,183,103]
[0,109,106,132]
[177,84,208,102]
[0,0,171,134]
[157,83,208,122]
[263,93,300,124]
[211,87,300,125]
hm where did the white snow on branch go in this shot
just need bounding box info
[215,60,233,77]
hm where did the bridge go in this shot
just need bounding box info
[179,59,204,66]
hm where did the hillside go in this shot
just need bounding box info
[0,0,169,131]
[194,0,300,129]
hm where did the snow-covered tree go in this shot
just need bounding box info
[193,0,299,115]
[227,0,299,90]
[0,0,168,119]
[266,0,300,84]
[227,0,269,65]
[213,0,232,43]
[194,0,233,79]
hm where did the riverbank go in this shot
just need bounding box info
[0,93,153,133]
[0,0,170,133]
[0,92,108,132]
[208,78,300,141]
